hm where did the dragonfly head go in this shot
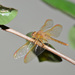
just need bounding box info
[32,31,37,38]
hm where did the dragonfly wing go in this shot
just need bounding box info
[14,41,29,59]
[24,44,36,63]
[24,45,45,63]
[40,19,53,31]
[45,24,62,37]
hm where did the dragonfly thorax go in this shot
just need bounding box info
[32,31,46,41]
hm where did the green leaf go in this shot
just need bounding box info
[26,32,33,38]
[26,32,33,42]
[38,43,62,62]
[0,5,18,25]
[42,0,75,18]
[26,32,35,49]
[26,32,62,62]
[68,25,75,49]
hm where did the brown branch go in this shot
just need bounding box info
[1,27,75,65]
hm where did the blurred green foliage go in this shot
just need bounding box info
[0,5,18,25]
[69,25,75,49]
[42,0,75,18]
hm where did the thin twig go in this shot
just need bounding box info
[0,26,75,65]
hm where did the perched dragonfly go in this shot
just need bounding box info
[14,19,68,63]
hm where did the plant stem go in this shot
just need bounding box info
[1,26,75,65]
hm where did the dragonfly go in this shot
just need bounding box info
[14,19,68,63]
